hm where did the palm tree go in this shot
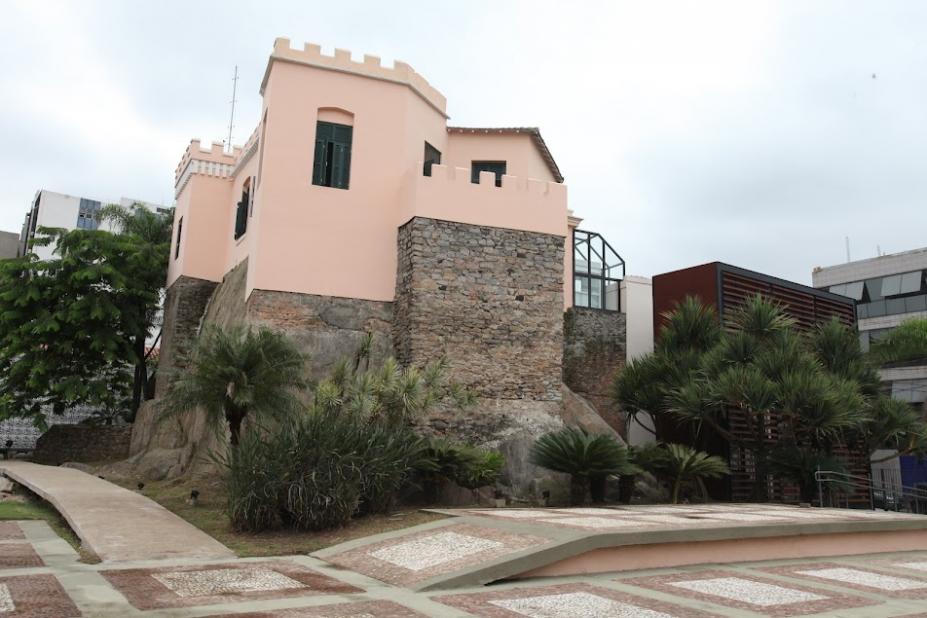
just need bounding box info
[160,325,307,446]
[660,443,729,504]
[530,428,637,505]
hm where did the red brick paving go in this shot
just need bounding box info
[436,581,722,617]
[622,568,878,617]
[204,599,428,617]
[0,544,43,569]
[100,560,360,610]
[0,573,81,618]
[0,522,25,541]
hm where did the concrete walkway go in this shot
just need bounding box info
[0,461,234,563]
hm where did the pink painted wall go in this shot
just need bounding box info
[445,132,556,182]
[170,39,572,305]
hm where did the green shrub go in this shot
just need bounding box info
[530,428,636,505]
[218,349,473,531]
[416,439,505,501]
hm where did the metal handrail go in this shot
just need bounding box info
[815,469,927,512]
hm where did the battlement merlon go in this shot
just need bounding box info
[260,38,448,117]
[174,139,241,179]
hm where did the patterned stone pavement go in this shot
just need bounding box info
[8,508,927,616]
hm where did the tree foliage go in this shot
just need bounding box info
[0,209,170,426]
[614,295,927,501]
[870,318,927,366]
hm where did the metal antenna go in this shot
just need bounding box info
[226,65,239,153]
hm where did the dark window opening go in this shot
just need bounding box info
[423,142,441,176]
[234,180,250,240]
[471,161,506,187]
[312,121,352,189]
[175,217,183,260]
[573,229,625,311]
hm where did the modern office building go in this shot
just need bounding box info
[813,247,927,497]
[144,38,628,490]
[0,231,19,258]
[19,190,168,259]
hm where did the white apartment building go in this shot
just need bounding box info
[19,190,168,260]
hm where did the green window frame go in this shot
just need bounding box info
[312,121,353,189]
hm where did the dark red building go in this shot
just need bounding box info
[653,262,855,336]
[651,262,863,503]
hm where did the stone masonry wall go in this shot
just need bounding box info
[563,307,628,435]
[395,217,566,496]
[33,425,132,466]
[155,275,218,397]
[395,217,564,399]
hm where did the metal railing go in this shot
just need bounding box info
[815,469,927,513]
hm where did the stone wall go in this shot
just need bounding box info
[395,217,564,399]
[563,307,628,435]
[395,217,566,496]
[33,425,132,466]
[156,275,218,397]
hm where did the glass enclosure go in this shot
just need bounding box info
[573,229,625,311]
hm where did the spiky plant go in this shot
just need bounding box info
[660,443,729,504]
[160,325,307,446]
[530,428,636,505]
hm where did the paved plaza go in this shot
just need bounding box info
[5,506,927,616]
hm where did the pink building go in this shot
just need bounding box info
[157,39,626,492]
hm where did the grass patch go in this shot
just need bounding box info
[0,490,99,563]
[124,477,446,558]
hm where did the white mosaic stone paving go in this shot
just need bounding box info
[537,516,654,529]
[795,567,927,591]
[153,568,305,597]
[635,514,705,525]
[370,531,503,571]
[552,508,627,516]
[619,506,705,514]
[491,591,674,618]
[473,510,554,519]
[697,512,786,522]
[0,584,13,613]
[668,576,826,606]
[897,560,927,572]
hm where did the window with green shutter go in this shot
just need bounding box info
[312,121,353,189]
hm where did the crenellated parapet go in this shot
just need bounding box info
[174,140,240,197]
[399,164,568,238]
[261,38,447,116]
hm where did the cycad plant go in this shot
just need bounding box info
[531,428,636,505]
[660,443,729,504]
[160,325,307,446]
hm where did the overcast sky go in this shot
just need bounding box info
[2,1,925,284]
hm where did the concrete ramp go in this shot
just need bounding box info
[0,461,234,563]
[316,504,927,591]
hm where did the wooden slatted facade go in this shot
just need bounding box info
[653,262,865,504]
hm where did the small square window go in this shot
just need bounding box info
[471,161,506,187]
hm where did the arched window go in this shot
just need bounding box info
[312,108,354,190]
[234,177,251,240]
